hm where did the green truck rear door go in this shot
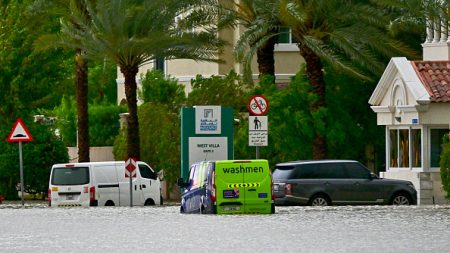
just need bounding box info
[215,160,272,214]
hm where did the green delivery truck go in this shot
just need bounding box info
[178,160,275,214]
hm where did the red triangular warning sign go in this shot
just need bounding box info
[6,118,33,142]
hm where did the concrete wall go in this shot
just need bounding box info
[68,146,115,162]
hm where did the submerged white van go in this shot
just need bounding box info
[48,161,162,207]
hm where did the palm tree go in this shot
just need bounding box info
[62,0,223,159]
[231,0,281,82]
[32,0,91,162]
[279,0,417,159]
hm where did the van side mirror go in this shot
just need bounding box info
[177,177,189,188]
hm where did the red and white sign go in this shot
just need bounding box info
[248,95,269,116]
[125,157,137,178]
[6,118,33,142]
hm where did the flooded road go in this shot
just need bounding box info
[1,203,449,252]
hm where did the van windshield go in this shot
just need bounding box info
[51,167,89,185]
[272,166,296,180]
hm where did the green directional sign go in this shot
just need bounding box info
[180,106,234,179]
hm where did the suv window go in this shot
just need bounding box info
[343,162,370,179]
[139,164,157,180]
[298,163,346,179]
[297,164,319,178]
[273,166,296,180]
[319,163,346,179]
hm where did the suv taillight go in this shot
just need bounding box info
[285,183,294,195]
[48,188,51,207]
[89,186,97,206]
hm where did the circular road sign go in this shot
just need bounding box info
[248,95,269,116]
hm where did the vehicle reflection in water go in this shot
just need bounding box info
[0,203,449,252]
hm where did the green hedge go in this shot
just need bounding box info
[440,133,450,199]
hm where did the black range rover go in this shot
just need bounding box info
[273,160,417,206]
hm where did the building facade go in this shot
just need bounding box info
[369,18,450,205]
[116,1,303,104]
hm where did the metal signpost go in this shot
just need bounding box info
[6,118,33,207]
[125,157,137,207]
[248,95,269,159]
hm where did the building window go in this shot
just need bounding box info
[389,128,422,168]
[154,57,165,72]
[430,128,449,167]
[277,27,299,44]
[390,130,398,167]
[411,129,422,167]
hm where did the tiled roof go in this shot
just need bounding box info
[411,61,450,102]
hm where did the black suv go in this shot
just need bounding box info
[273,160,417,206]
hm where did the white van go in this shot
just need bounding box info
[48,161,162,207]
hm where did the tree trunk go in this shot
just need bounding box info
[120,65,141,160]
[299,45,327,159]
[256,31,276,80]
[75,49,90,162]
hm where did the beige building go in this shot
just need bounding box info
[369,18,450,205]
[116,8,303,104]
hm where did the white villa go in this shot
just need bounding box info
[369,18,450,204]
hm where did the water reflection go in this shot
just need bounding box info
[0,203,449,252]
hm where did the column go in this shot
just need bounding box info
[441,17,448,42]
[426,17,433,43]
[433,18,441,43]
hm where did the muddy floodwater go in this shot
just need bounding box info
[1,203,450,252]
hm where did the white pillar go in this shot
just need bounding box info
[426,18,433,43]
[441,18,448,42]
[433,18,441,43]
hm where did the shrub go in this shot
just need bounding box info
[440,133,450,199]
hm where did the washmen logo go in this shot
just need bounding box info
[222,165,264,174]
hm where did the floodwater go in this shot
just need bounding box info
[1,203,450,253]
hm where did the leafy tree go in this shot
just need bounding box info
[229,0,281,81]
[0,120,68,200]
[138,70,186,111]
[43,97,126,147]
[31,0,92,162]
[89,103,126,146]
[0,0,74,125]
[63,0,224,160]
[51,96,77,147]
[88,59,118,104]
[278,0,418,159]
[186,70,249,111]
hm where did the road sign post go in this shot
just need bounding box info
[125,157,137,207]
[6,118,33,207]
[248,96,269,159]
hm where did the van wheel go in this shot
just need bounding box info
[160,196,164,206]
[271,203,275,214]
[144,199,155,206]
[105,200,115,206]
[309,194,330,206]
[390,193,412,205]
